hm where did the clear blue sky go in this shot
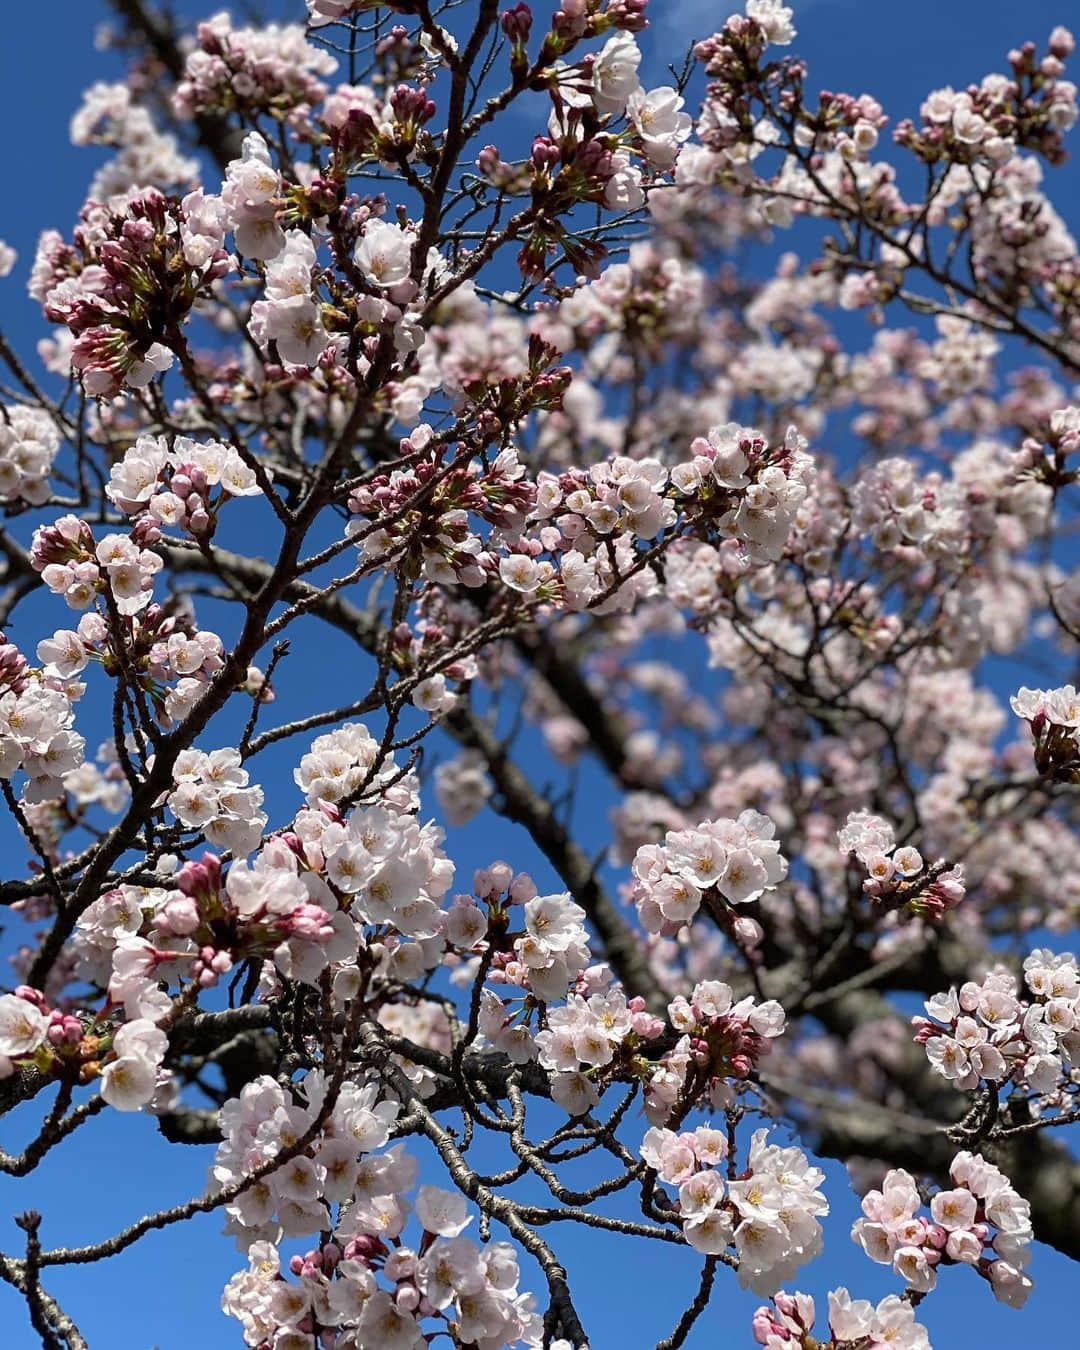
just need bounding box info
[0,2,1077,1346]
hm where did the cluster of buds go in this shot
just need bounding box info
[152,844,348,990]
[645,980,784,1122]
[690,3,799,162]
[383,618,477,720]
[174,13,337,126]
[386,83,438,156]
[546,0,650,49]
[895,29,1078,168]
[44,190,227,398]
[0,988,84,1080]
[526,129,642,221]
[0,630,30,698]
[801,90,889,164]
[320,84,439,178]
[449,333,574,426]
[322,97,386,179]
[349,434,539,586]
[501,0,533,79]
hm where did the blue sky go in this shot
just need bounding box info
[0,1,1078,1346]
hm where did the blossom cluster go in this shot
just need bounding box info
[0,630,85,802]
[97,1016,170,1112]
[559,29,691,169]
[347,417,813,621]
[537,418,814,586]
[751,1287,930,1349]
[72,744,458,1036]
[445,864,591,1010]
[167,747,268,857]
[642,1124,827,1292]
[106,432,261,534]
[37,605,229,728]
[30,513,163,616]
[70,80,197,200]
[0,982,168,1114]
[433,749,493,828]
[851,1153,1033,1307]
[294,722,395,807]
[311,797,454,963]
[533,982,661,1116]
[223,1231,543,1350]
[897,32,1079,168]
[914,950,1080,1100]
[539,242,706,357]
[630,810,787,936]
[176,843,351,987]
[174,13,338,125]
[349,436,542,591]
[215,1072,544,1349]
[453,865,697,1118]
[849,446,983,555]
[682,2,1079,364]
[0,405,60,505]
[250,228,330,367]
[644,980,785,1123]
[1011,684,1080,779]
[837,811,966,920]
[503,887,592,1004]
[72,840,346,1020]
[213,1071,398,1244]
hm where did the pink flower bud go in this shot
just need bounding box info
[500,3,532,44]
[395,1285,420,1312]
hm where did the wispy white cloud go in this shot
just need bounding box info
[642,0,841,77]
[656,0,844,43]
[666,0,741,38]
[640,2,737,78]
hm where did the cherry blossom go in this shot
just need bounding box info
[0,1,1078,1345]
